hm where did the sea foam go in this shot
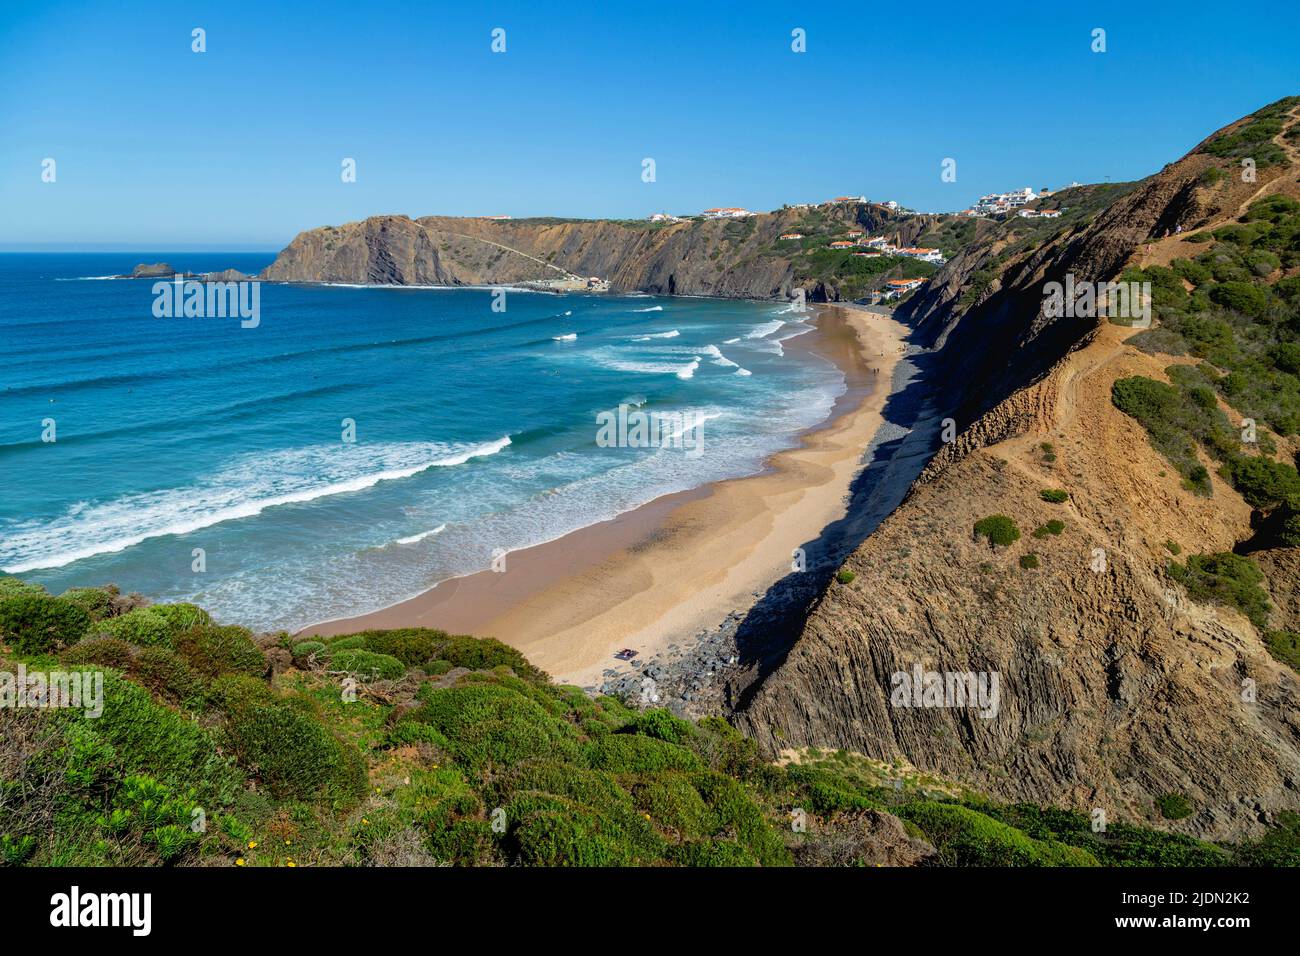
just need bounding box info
[0,438,511,573]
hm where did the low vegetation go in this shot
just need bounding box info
[2,578,1296,867]
[1167,552,1272,628]
[1198,96,1299,167]
[973,515,1021,548]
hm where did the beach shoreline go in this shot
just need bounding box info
[301,302,910,687]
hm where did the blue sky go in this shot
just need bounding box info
[1,0,1296,249]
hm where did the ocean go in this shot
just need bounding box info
[0,253,845,631]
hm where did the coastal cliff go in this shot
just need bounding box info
[259,204,938,301]
[733,97,1300,840]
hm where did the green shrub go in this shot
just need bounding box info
[835,569,856,584]
[355,628,445,665]
[1208,281,1269,317]
[632,773,715,837]
[436,635,548,683]
[1038,489,1069,504]
[511,809,628,866]
[1112,375,1225,494]
[899,801,1098,866]
[410,682,580,771]
[0,593,91,654]
[1019,554,1040,570]
[324,635,366,651]
[132,647,206,707]
[86,671,241,800]
[1168,552,1271,628]
[61,637,136,669]
[0,576,46,599]
[626,708,695,746]
[58,586,118,621]
[292,640,326,660]
[1157,792,1194,820]
[213,675,367,806]
[1232,811,1300,866]
[1263,630,1300,673]
[176,625,265,678]
[1032,520,1065,539]
[973,515,1020,548]
[584,734,704,774]
[329,649,406,681]
[977,801,1225,865]
[1223,455,1300,510]
[690,771,790,866]
[671,839,758,866]
[99,607,178,648]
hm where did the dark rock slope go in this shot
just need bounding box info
[733,98,1300,841]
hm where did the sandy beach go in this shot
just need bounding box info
[303,303,910,686]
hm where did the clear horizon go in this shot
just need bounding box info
[2,0,1297,249]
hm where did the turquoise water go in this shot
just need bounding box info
[0,253,843,630]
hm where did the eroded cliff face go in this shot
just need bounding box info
[735,102,1300,840]
[258,204,935,300]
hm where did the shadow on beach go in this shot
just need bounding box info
[721,317,945,712]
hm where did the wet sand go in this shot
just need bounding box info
[302,303,910,687]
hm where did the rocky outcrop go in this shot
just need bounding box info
[130,262,176,278]
[258,205,934,301]
[120,265,251,282]
[792,809,936,867]
[734,99,1300,840]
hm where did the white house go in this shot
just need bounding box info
[899,247,946,264]
[701,207,755,219]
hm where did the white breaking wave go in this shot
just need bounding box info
[703,344,738,368]
[395,524,447,545]
[591,347,700,378]
[631,305,664,312]
[676,356,701,380]
[746,319,785,339]
[631,329,680,341]
[723,337,740,344]
[659,410,726,443]
[0,437,511,573]
[774,323,814,345]
[553,333,577,341]
[735,367,753,376]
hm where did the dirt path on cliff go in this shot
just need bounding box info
[1135,104,1300,270]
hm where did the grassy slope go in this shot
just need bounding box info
[2,577,1295,867]
[1112,191,1300,661]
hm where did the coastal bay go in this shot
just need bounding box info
[303,304,911,686]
